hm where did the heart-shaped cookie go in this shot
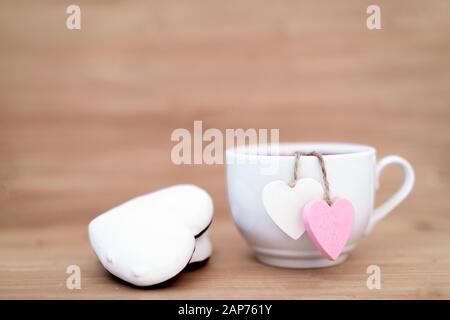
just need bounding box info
[262,178,324,239]
[89,184,214,286]
[303,198,355,260]
[189,230,212,264]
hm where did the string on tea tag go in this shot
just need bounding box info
[289,151,332,205]
[288,152,301,188]
[307,151,332,206]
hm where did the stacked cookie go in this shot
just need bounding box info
[88,185,213,286]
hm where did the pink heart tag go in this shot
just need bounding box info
[303,198,355,261]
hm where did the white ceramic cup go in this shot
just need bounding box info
[226,142,415,268]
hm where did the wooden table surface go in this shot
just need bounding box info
[1,0,449,299]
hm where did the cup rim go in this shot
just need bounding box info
[226,142,376,159]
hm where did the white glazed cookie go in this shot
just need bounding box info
[189,230,213,264]
[88,184,213,286]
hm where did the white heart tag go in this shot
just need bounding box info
[262,178,324,239]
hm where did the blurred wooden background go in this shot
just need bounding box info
[0,0,449,299]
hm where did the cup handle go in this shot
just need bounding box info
[365,155,415,235]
